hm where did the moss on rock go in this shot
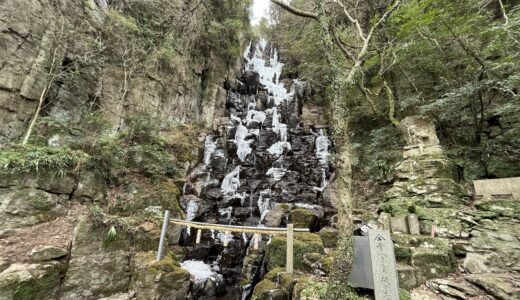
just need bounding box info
[265,233,324,271]
[251,279,277,300]
[318,227,338,248]
[289,208,318,230]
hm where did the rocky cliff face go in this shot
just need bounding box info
[0,0,243,143]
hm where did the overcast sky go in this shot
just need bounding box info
[251,0,271,25]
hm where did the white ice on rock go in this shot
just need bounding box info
[267,141,291,156]
[181,260,220,285]
[204,135,217,166]
[258,189,272,221]
[235,124,253,161]
[266,168,286,181]
[221,166,241,200]
[316,129,329,166]
[219,207,233,220]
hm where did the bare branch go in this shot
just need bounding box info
[270,0,318,20]
[497,0,509,25]
[335,0,367,41]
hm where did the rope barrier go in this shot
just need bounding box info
[169,218,309,235]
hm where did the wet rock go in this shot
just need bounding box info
[238,71,260,94]
[30,245,68,262]
[179,195,211,220]
[263,209,284,227]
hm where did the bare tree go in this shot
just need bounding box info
[270,1,401,298]
[22,16,66,145]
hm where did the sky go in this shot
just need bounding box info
[251,0,271,25]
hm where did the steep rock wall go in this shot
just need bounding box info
[0,0,244,142]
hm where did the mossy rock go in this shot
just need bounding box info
[319,255,334,275]
[392,234,451,252]
[475,200,520,217]
[0,262,63,300]
[251,279,277,300]
[264,267,286,281]
[318,227,338,248]
[289,208,318,230]
[296,279,328,300]
[411,248,454,283]
[265,233,324,271]
[131,252,190,299]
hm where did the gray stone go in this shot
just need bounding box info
[378,212,391,230]
[390,216,409,234]
[411,290,443,300]
[463,253,490,274]
[264,209,284,227]
[61,251,132,299]
[30,245,68,262]
[407,214,421,235]
[465,273,520,300]
[0,262,62,300]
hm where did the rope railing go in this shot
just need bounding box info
[169,218,309,235]
[156,210,302,273]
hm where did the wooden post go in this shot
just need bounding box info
[224,231,231,247]
[196,229,202,244]
[156,210,170,261]
[253,233,260,250]
[286,223,294,273]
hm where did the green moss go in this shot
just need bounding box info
[399,288,411,300]
[394,246,412,263]
[299,281,328,300]
[289,208,317,229]
[264,267,286,282]
[5,263,62,300]
[475,200,520,217]
[265,233,324,271]
[251,279,277,300]
[0,144,89,176]
[319,256,334,275]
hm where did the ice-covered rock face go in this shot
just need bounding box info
[179,39,334,299]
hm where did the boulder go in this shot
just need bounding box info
[289,208,318,230]
[30,245,68,262]
[264,209,284,227]
[0,262,62,300]
[318,227,338,248]
[61,251,131,299]
[465,273,520,300]
[130,252,190,300]
[0,188,66,230]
